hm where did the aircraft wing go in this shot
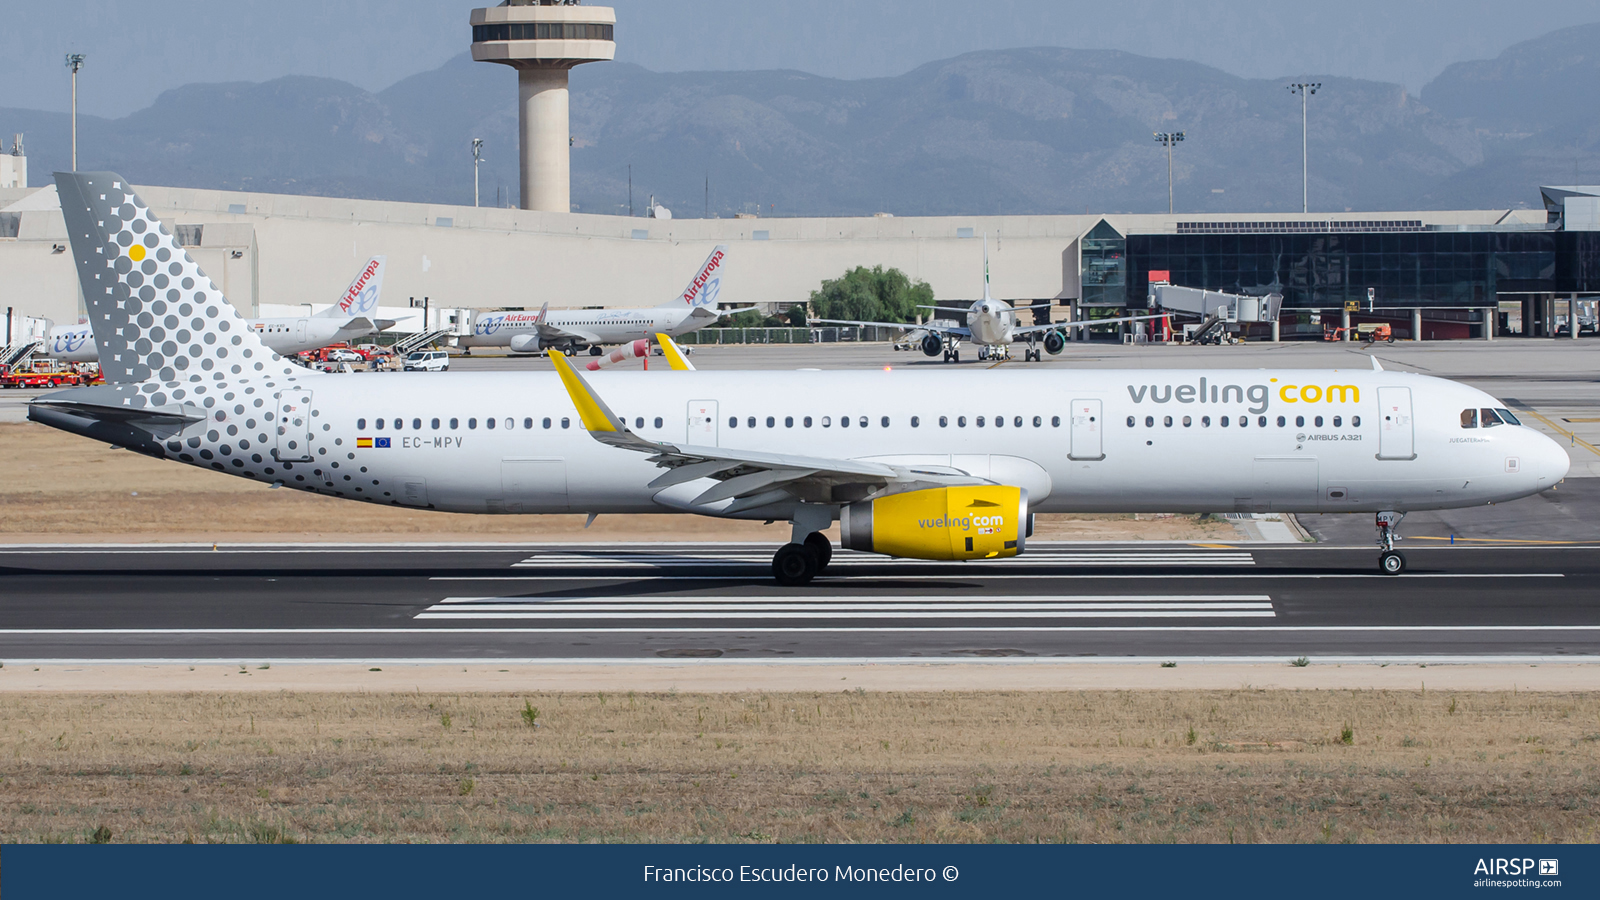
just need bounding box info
[811,318,972,338]
[549,352,982,514]
[1010,312,1165,337]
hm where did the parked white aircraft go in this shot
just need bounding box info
[815,239,1158,361]
[38,256,391,363]
[458,245,754,356]
[34,173,1570,586]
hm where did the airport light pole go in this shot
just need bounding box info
[1287,82,1320,213]
[64,54,85,171]
[471,138,484,208]
[1153,131,1184,213]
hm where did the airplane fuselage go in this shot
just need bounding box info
[34,368,1566,521]
[460,306,708,352]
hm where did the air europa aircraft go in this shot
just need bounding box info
[32,173,1570,585]
[38,256,391,363]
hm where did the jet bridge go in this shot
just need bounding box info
[1149,284,1282,344]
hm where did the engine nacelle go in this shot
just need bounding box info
[839,486,1030,560]
[1043,330,1066,355]
[920,333,943,356]
[509,333,543,354]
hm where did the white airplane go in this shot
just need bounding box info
[458,245,755,356]
[37,256,391,363]
[815,239,1159,362]
[33,172,1570,587]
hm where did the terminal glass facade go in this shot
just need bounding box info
[1080,220,1126,307]
[1116,232,1568,310]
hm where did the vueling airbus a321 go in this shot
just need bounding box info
[31,173,1569,584]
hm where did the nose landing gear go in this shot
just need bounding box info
[1376,511,1406,575]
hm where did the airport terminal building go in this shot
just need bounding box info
[3,174,1598,344]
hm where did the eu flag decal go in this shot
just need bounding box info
[374,437,391,448]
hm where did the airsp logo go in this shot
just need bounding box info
[1539,859,1559,876]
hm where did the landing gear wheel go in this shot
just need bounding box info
[951,349,959,362]
[589,345,604,356]
[978,347,989,361]
[803,532,833,571]
[1379,551,1406,575]
[772,543,818,586]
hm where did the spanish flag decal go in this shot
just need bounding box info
[356,437,373,448]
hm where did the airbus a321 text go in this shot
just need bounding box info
[32,172,1570,585]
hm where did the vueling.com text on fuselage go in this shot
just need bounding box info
[1127,378,1360,415]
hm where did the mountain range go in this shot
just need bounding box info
[5,23,1599,217]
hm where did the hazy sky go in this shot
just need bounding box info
[4,1,1598,118]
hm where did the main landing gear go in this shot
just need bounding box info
[772,532,833,586]
[1376,510,1406,575]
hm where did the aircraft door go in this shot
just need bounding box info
[688,400,718,446]
[295,319,308,345]
[273,389,314,462]
[1376,387,1416,460]
[1068,399,1104,461]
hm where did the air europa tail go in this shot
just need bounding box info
[54,171,298,385]
[657,245,729,308]
[319,256,387,318]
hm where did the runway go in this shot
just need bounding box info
[1,542,1597,662]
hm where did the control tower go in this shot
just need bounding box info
[471,0,615,213]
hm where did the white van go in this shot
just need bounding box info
[403,350,450,372]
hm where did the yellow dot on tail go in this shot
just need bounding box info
[128,244,146,262]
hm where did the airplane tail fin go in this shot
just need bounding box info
[54,171,298,385]
[658,245,728,309]
[319,256,386,318]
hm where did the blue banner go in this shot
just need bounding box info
[4,844,1591,898]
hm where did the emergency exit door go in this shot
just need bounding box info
[1376,386,1415,460]
[273,389,314,462]
[687,400,718,446]
[1069,399,1104,460]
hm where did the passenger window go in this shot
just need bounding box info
[635,417,644,429]
[486,418,496,430]
[821,416,831,427]
[1145,416,1154,427]
[977,416,986,427]
[1258,416,1267,427]
[840,416,850,428]
[543,417,552,429]
[375,419,385,431]
[1051,416,1060,427]
[766,416,775,428]
[654,417,663,429]
[958,416,967,427]
[357,418,366,430]
[433,418,441,430]
[1014,416,1023,428]
[728,416,737,428]
[995,416,1004,428]
[748,417,757,428]
[1182,416,1192,427]
[524,418,533,430]
[561,417,570,429]
[1295,416,1305,427]
[1202,416,1211,427]
[1352,416,1361,427]
[1332,416,1342,427]
[784,416,793,428]
[393,418,401,430]
[1460,409,1477,428]
[881,416,889,428]
[450,418,459,430]
[469,418,478,429]
[1481,408,1503,428]
[1127,416,1135,427]
[911,416,920,427]
[1314,416,1324,427]
[1277,416,1286,427]
[1164,416,1173,427]
[804,416,813,427]
[939,416,948,427]
[860,416,869,428]
[412,418,422,430]
[1220,416,1229,428]
[1033,416,1041,427]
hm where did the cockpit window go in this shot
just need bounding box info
[1460,409,1477,429]
[1495,408,1521,426]
[1480,408,1504,428]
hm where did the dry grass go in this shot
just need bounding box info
[1,690,1596,844]
[0,423,1236,542]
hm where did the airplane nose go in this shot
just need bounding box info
[1529,428,1571,487]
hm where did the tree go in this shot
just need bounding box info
[784,304,808,328]
[808,266,933,323]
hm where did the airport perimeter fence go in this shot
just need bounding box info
[676,326,903,345]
